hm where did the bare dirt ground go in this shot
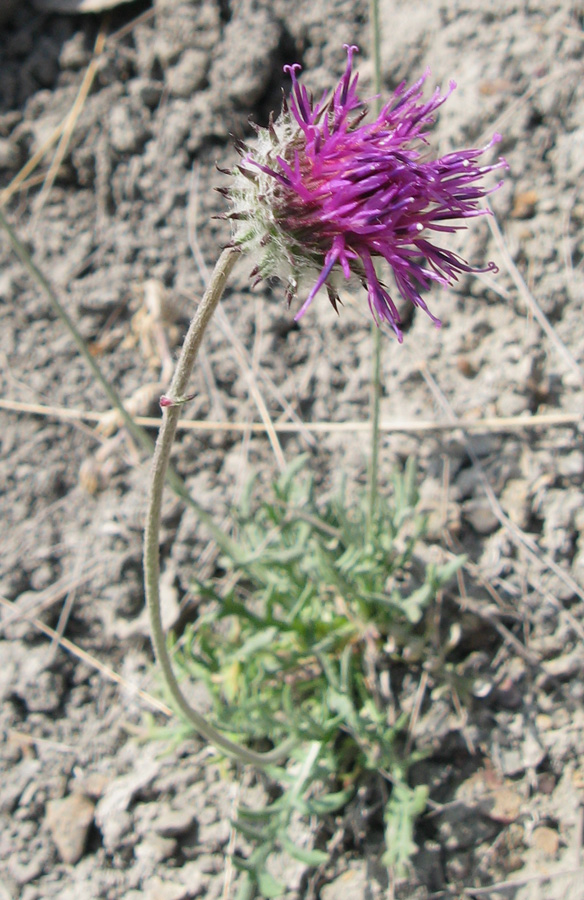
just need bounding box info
[1,1,584,898]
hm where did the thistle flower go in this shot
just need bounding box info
[225,45,506,342]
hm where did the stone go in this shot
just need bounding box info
[462,498,500,535]
[496,391,530,416]
[20,668,65,714]
[59,32,90,70]
[167,49,208,98]
[45,793,95,864]
[482,787,523,824]
[532,826,560,857]
[500,478,531,529]
[153,808,197,838]
[134,834,178,870]
[94,747,163,851]
[109,101,149,155]
[175,861,208,896]
[8,847,48,886]
[0,137,19,170]
[558,451,584,480]
[0,759,41,815]
[129,78,164,110]
[321,867,370,900]
[143,876,191,900]
[436,804,498,851]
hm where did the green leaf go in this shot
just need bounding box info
[383,782,429,871]
[224,627,279,664]
[232,818,272,843]
[327,688,358,727]
[234,873,256,900]
[309,788,354,814]
[231,855,256,873]
[434,554,466,584]
[239,471,259,520]
[237,800,285,820]
[402,584,433,623]
[280,835,328,866]
[257,870,286,898]
[275,454,311,499]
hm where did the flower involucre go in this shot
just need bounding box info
[225,45,506,342]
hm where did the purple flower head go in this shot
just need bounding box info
[225,45,506,342]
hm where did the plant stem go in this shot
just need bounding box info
[143,247,294,766]
[1,208,291,763]
[368,324,382,528]
[367,0,384,530]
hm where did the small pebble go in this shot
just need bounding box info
[532,825,559,857]
[46,794,95,864]
[154,808,197,838]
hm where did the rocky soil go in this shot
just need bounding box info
[1,0,584,898]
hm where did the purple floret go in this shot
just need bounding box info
[236,45,506,341]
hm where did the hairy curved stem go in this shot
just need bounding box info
[144,247,294,766]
